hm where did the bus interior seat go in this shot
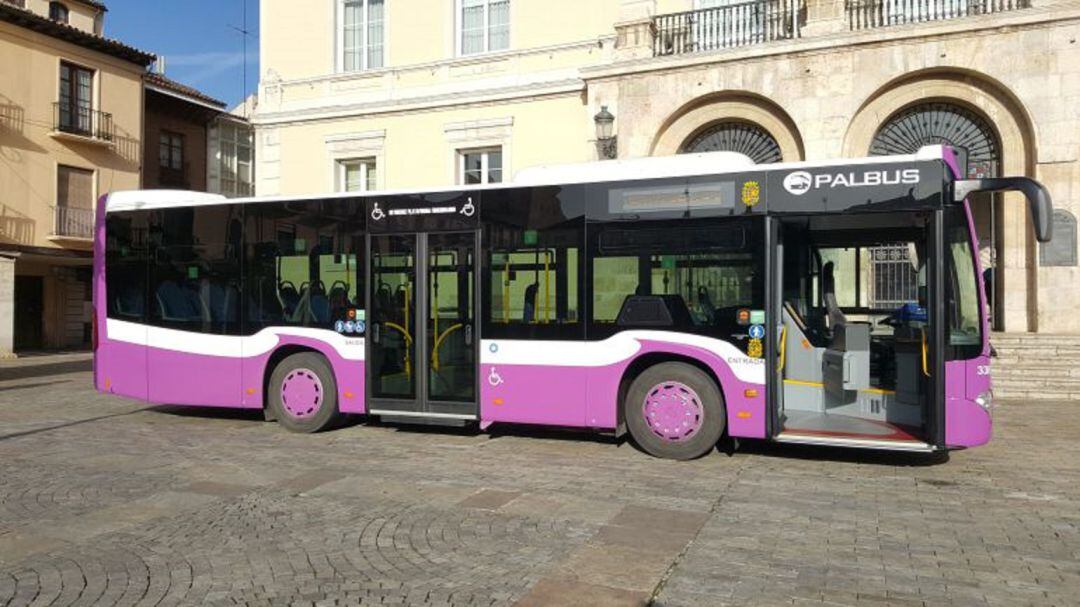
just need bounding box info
[616,294,694,327]
[308,281,330,324]
[156,280,205,323]
[819,261,872,401]
[115,284,145,319]
[697,286,716,321]
[328,281,350,319]
[278,282,300,316]
[821,261,847,330]
[248,277,283,323]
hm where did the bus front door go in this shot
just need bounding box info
[367,232,478,421]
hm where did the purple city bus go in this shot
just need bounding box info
[93,146,1051,460]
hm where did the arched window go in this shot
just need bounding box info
[869,102,1000,178]
[680,121,783,164]
[49,2,69,24]
[1040,210,1078,267]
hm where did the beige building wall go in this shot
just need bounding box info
[255,0,1080,333]
[0,8,149,354]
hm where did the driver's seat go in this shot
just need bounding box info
[822,261,847,331]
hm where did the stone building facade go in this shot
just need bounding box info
[254,0,1080,333]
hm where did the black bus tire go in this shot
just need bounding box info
[624,362,725,460]
[267,352,342,433]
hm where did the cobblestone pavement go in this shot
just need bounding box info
[0,359,1078,606]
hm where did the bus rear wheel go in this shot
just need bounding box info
[268,352,342,433]
[624,362,725,460]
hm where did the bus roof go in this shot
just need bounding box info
[105,145,951,213]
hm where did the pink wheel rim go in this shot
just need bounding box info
[642,381,704,442]
[281,368,323,419]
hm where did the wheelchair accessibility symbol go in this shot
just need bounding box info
[371,202,386,221]
[460,197,476,217]
[487,367,504,387]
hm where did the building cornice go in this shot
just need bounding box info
[253,78,584,127]
[581,5,1080,82]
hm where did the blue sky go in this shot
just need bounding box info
[104,0,260,109]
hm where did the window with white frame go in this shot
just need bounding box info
[459,0,509,56]
[340,0,385,72]
[459,148,502,185]
[219,122,254,198]
[339,158,377,192]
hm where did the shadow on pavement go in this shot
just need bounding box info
[0,359,92,381]
[0,379,73,393]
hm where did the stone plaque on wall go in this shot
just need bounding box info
[1040,210,1078,267]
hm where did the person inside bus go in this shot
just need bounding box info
[523,282,539,323]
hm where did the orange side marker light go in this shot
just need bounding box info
[493,398,505,406]
[744,389,758,398]
[246,388,256,395]
[736,411,752,419]
[344,391,355,399]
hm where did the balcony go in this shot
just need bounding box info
[653,1,805,57]
[52,102,114,145]
[52,206,94,241]
[845,0,1030,30]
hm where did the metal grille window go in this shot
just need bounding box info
[869,102,999,179]
[680,121,783,164]
[868,245,919,308]
[460,0,510,55]
[341,0,385,72]
[460,148,502,184]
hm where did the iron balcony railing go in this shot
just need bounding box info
[653,0,804,57]
[53,102,114,142]
[846,0,1030,30]
[54,206,95,239]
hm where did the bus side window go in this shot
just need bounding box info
[148,206,241,335]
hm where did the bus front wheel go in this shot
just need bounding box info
[268,352,342,433]
[624,362,725,460]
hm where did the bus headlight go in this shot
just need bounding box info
[975,390,993,413]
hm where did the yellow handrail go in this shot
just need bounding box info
[777,325,788,372]
[543,249,551,323]
[431,323,464,371]
[920,328,930,377]
[384,321,413,376]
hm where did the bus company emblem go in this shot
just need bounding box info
[783,171,813,196]
[741,181,761,207]
[785,168,921,196]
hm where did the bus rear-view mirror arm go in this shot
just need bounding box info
[953,177,1054,243]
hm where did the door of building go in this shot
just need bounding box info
[14,275,44,351]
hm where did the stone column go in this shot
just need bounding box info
[801,0,849,38]
[0,255,16,359]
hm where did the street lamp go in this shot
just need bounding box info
[594,105,617,160]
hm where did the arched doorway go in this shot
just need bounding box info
[680,121,784,163]
[869,101,1004,326]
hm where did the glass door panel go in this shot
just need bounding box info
[369,234,417,401]
[427,232,476,403]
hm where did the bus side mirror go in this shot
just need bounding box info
[954,177,1054,243]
